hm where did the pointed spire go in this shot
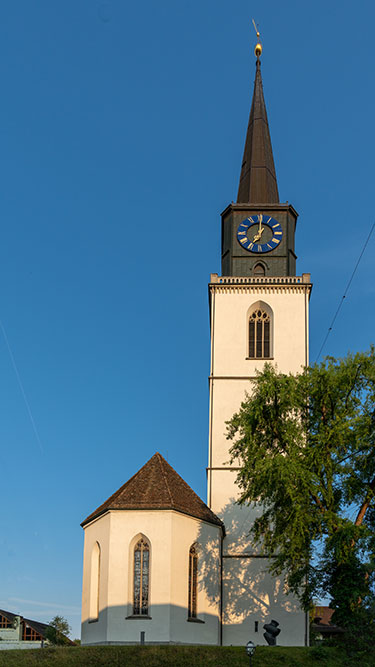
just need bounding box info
[237,57,279,204]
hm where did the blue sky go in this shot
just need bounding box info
[0,1,374,639]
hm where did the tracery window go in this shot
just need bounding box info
[133,538,150,616]
[249,308,271,358]
[188,543,198,618]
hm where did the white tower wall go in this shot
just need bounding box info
[207,274,311,646]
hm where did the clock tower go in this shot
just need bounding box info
[221,58,297,278]
[207,41,311,646]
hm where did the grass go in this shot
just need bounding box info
[0,644,372,666]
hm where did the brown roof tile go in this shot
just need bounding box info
[81,452,224,529]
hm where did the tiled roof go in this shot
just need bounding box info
[81,452,224,529]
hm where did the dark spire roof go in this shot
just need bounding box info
[81,452,224,529]
[237,58,279,204]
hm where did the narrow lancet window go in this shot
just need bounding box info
[188,543,198,618]
[89,541,101,621]
[249,308,271,358]
[133,538,150,616]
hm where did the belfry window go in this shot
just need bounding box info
[133,538,150,616]
[249,308,271,358]
[188,543,198,618]
[253,262,265,276]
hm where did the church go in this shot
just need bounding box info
[80,35,311,647]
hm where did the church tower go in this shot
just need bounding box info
[207,37,311,646]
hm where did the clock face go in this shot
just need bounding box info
[237,215,283,253]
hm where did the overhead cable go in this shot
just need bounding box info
[315,221,375,363]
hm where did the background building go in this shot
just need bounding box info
[0,609,73,650]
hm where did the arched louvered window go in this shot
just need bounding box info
[188,543,198,618]
[133,538,150,615]
[253,262,265,276]
[249,308,271,358]
[89,541,101,621]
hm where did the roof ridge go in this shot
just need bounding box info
[84,454,159,518]
[157,453,174,506]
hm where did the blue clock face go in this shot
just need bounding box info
[237,215,283,253]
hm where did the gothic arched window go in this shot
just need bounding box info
[188,543,198,618]
[89,541,101,621]
[249,308,271,358]
[133,538,150,616]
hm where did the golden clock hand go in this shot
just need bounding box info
[253,215,264,242]
[253,226,264,242]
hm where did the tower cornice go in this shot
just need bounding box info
[221,202,299,220]
[209,273,312,297]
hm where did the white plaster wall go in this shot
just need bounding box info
[209,469,262,554]
[107,509,173,645]
[81,509,221,645]
[211,287,308,378]
[81,512,111,645]
[169,512,221,645]
[222,557,306,647]
[209,378,255,469]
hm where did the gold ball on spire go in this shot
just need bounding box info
[255,42,262,58]
[252,20,262,58]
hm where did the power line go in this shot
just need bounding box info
[315,221,375,363]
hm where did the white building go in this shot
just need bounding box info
[81,46,311,647]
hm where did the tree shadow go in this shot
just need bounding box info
[196,498,304,645]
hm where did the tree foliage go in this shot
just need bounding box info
[226,348,375,622]
[45,615,71,646]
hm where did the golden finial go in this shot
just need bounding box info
[252,18,262,58]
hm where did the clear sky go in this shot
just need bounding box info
[0,0,374,640]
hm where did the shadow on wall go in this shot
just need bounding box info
[81,602,220,645]
[196,498,301,625]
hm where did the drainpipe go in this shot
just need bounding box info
[220,530,223,646]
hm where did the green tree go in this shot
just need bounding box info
[45,615,71,646]
[226,348,375,624]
